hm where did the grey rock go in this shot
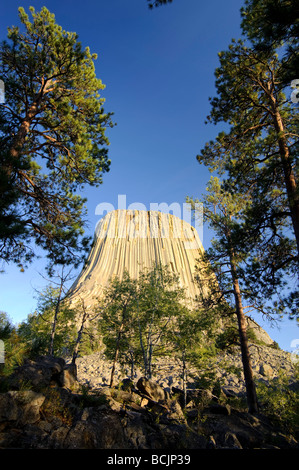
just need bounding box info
[58,362,77,389]
[137,377,166,402]
[259,363,274,378]
[0,390,45,426]
[6,356,66,391]
[224,432,243,449]
[206,403,231,416]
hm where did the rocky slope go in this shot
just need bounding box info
[0,345,297,450]
[71,342,296,398]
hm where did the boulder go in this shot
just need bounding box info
[0,391,18,422]
[165,399,186,423]
[259,363,274,378]
[58,362,77,389]
[136,377,166,402]
[119,378,135,392]
[0,390,45,426]
[7,356,66,391]
[0,354,298,449]
[205,403,231,416]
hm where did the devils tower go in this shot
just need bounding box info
[68,209,207,307]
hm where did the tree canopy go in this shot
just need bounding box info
[187,177,260,413]
[99,265,190,380]
[147,0,173,9]
[197,33,298,320]
[0,7,114,272]
[241,0,299,83]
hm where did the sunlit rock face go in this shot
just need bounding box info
[68,209,207,308]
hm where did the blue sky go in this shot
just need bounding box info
[0,0,298,352]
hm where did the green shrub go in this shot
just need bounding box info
[216,327,239,350]
[78,385,108,408]
[0,330,29,378]
[256,368,299,433]
[41,388,74,426]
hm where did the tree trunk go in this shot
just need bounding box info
[230,257,259,414]
[110,321,124,388]
[269,90,299,257]
[110,304,127,388]
[182,348,187,408]
[8,95,42,167]
[128,350,135,379]
[72,299,88,365]
[137,317,148,378]
[148,341,153,379]
[49,301,59,356]
[49,282,63,356]
[4,83,49,187]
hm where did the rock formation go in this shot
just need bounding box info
[68,209,208,308]
[67,209,274,346]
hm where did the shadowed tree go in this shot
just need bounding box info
[147,0,173,9]
[241,0,299,84]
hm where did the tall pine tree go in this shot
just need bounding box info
[0,7,114,271]
[187,177,260,414]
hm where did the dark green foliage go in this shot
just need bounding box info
[0,7,114,271]
[18,286,77,357]
[216,327,240,351]
[197,34,298,319]
[256,367,299,433]
[0,311,14,340]
[77,326,103,357]
[216,325,257,351]
[98,265,187,379]
[0,312,29,378]
[241,0,299,84]
[147,0,173,9]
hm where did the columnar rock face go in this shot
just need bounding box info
[68,209,207,308]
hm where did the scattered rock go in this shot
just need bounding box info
[70,343,297,399]
[259,363,274,378]
[0,351,298,450]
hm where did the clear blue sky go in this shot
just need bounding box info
[0,0,298,352]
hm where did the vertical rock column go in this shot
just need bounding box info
[68,210,207,308]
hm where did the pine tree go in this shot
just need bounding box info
[187,177,260,414]
[241,0,299,84]
[0,7,114,271]
[98,272,138,387]
[199,39,298,260]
